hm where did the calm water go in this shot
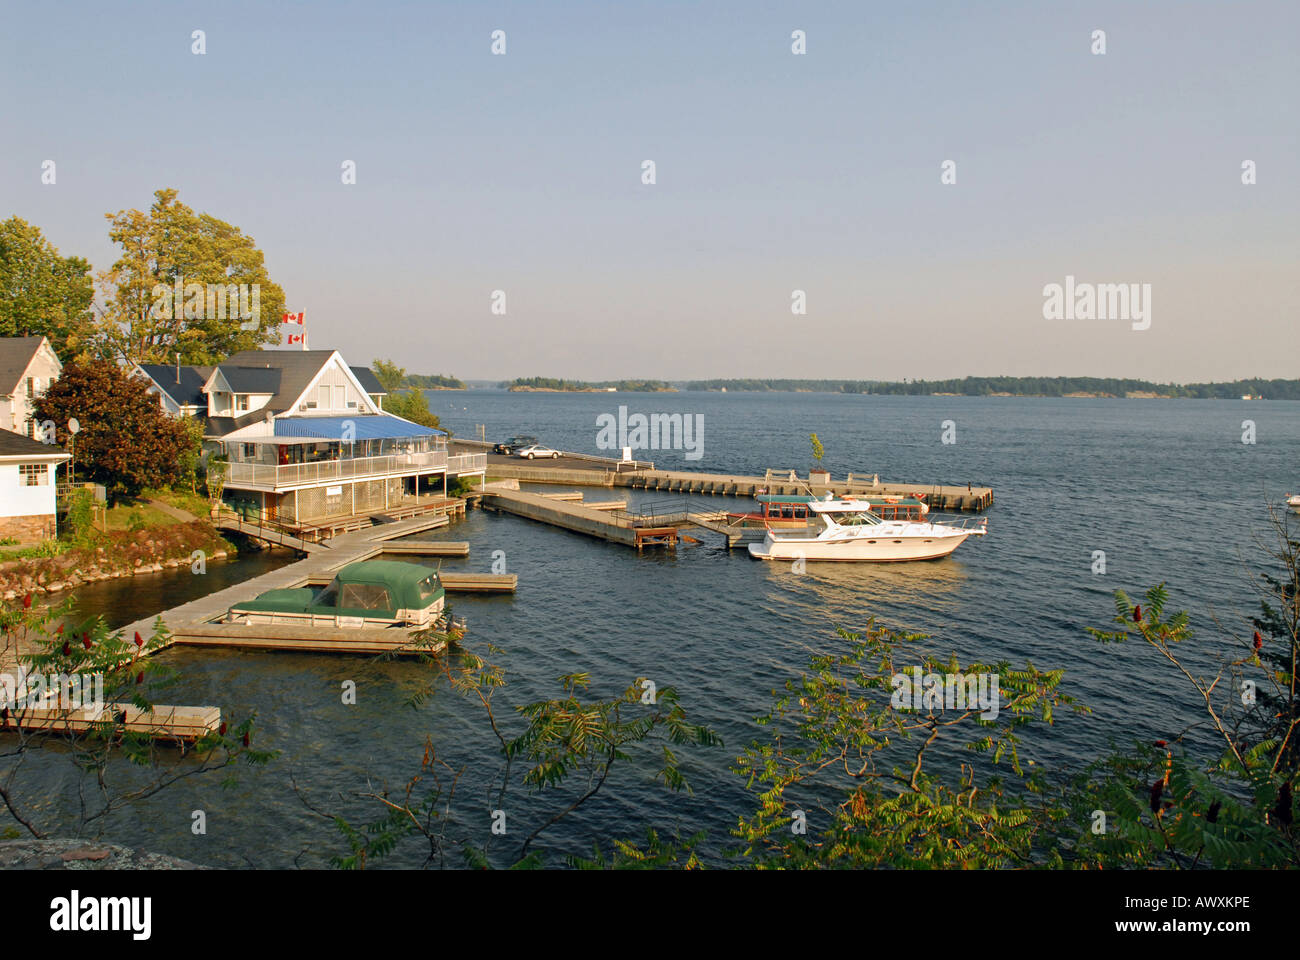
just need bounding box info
[13,392,1299,867]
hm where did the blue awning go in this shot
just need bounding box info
[272,415,445,441]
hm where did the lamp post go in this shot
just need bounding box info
[67,417,80,484]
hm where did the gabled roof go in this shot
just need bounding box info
[350,366,386,395]
[137,364,211,408]
[0,427,69,460]
[0,336,54,395]
[211,350,337,415]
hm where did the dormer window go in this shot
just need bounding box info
[235,394,250,412]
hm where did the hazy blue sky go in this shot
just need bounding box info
[2,1,1295,382]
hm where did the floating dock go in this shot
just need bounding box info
[1,702,221,743]
[480,486,746,550]
[463,443,993,512]
[169,623,448,656]
[113,509,510,657]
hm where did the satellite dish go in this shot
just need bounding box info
[67,418,81,435]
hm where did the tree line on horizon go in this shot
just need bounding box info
[503,376,675,392]
[677,376,1300,399]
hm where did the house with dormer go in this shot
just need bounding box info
[139,349,481,527]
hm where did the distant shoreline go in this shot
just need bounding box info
[447,376,1293,399]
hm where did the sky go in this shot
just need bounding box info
[2,0,1296,383]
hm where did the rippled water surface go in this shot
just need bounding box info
[17,392,1300,868]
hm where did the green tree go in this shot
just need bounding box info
[385,387,442,431]
[319,638,720,869]
[34,360,191,503]
[0,217,95,359]
[95,188,287,365]
[176,416,207,495]
[371,358,441,430]
[0,592,272,840]
[371,358,406,392]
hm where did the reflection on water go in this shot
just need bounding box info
[61,548,300,630]
[6,395,1299,868]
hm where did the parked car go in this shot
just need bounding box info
[493,435,538,455]
[516,444,561,459]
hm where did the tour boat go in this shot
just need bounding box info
[747,497,986,562]
[226,560,446,627]
[727,493,929,528]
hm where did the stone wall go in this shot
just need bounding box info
[0,513,56,543]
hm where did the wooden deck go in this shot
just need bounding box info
[487,461,993,512]
[1,702,221,742]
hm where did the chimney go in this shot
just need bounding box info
[175,353,180,384]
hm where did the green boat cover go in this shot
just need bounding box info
[230,560,444,619]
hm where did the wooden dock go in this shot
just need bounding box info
[438,573,517,593]
[113,510,497,656]
[380,541,470,557]
[169,623,448,656]
[1,702,221,742]
[482,486,639,547]
[486,462,993,512]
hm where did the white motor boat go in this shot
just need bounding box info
[747,496,987,562]
[1287,494,1300,515]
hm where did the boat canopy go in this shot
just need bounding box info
[810,498,908,514]
[231,560,443,619]
[755,495,815,504]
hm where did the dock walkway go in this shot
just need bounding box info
[118,512,460,648]
[478,459,992,511]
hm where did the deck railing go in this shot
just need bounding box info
[448,453,487,474]
[227,450,449,488]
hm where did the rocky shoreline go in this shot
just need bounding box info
[0,521,235,601]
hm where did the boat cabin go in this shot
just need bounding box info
[226,560,446,628]
[727,493,929,527]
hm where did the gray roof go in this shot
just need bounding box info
[0,337,47,395]
[138,364,210,407]
[0,426,67,459]
[219,366,281,394]
[350,366,386,395]
[213,350,336,416]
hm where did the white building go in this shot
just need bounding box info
[136,349,483,527]
[0,428,70,542]
[0,336,63,440]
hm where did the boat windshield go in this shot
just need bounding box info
[829,511,881,526]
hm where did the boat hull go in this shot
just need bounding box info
[748,531,970,562]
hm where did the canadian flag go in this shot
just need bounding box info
[281,311,304,324]
[287,332,306,345]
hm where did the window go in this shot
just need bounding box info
[235,394,250,412]
[339,584,392,611]
[19,463,47,486]
[25,377,35,398]
[334,385,345,410]
[241,443,258,460]
[319,385,330,409]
